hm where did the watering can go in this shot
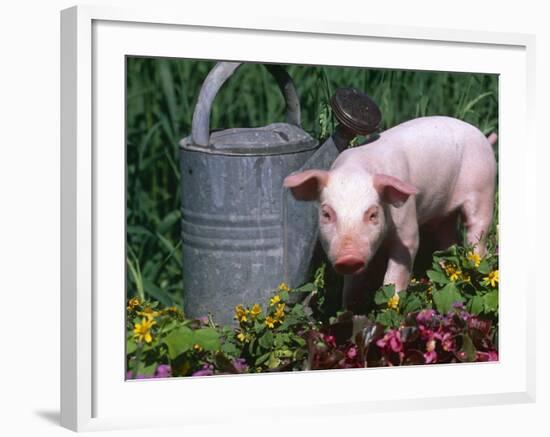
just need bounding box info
[179,62,381,324]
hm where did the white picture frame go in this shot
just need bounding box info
[60,5,536,432]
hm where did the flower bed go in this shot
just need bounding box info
[126,244,498,378]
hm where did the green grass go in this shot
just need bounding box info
[126,57,498,306]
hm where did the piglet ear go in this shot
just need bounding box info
[373,174,418,207]
[283,169,329,201]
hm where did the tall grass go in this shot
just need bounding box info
[126,58,498,305]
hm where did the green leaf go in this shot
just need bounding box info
[157,210,181,234]
[458,91,494,118]
[459,333,477,362]
[247,337,257,355]
[126,337,137,355]
[291,334,306,347]
[427,269,449,285]
[313,263,326,289]
[295,283,316,292]
[267,353,281,369]
[483,290,499,313]
[374,284,396,305]
[194,327,221,352]
[258,330,274,349]
[477,260,491,275]
[375,309,402,329]
[432,282,465,314]
[162,326,194,359]
[274,349,293,359]
[220,341,239,357]
[142,278,172,307]
[467,295,484,315]
[140,362,157,376]
[273,333,289,349]
[255,352,271,366]
[158,319,178,335]
[127,225,154,238]
[400,294,423,314]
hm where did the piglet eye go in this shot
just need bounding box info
[320,205,335,223]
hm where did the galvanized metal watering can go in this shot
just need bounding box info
[179,62,381,324]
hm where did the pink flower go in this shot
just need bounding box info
[435,331,454,352]
[323,334,337,348]
[192,364,214,377]
[346,346,358,360]
[424,350,437,364]
[417,309,437,325]
[232,358,249,373]
[418,325,435,342]
[154,364,171,378]
[476,351,499,362]
[376,330,403,353]
[423,338,438,363]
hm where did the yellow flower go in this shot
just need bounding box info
[133,317,155,343]
[127,297,140,311]
[277,282,290,292]
[161,306,181,316]
[274,303,286,319]
[265,316,277,329]
[387,293,400,310]
[236,332,249,343]
[234,304,249,323]
[444,264,461,282]
[249,304,262,319]
[484,270,499,288]
[137,307,160,320]
[467,251,482,267]
[269,295,281,306]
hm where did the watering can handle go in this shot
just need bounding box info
[192,62,301,147]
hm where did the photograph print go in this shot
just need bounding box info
[125,58,499,379]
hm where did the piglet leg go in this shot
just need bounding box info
[460,191,494,257]
[383,236,419,291]
[383,205,420,291]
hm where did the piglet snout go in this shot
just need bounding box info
[334,255,365,275]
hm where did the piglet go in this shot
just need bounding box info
[284,116,496,308]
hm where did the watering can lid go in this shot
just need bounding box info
[180,123,319,156]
